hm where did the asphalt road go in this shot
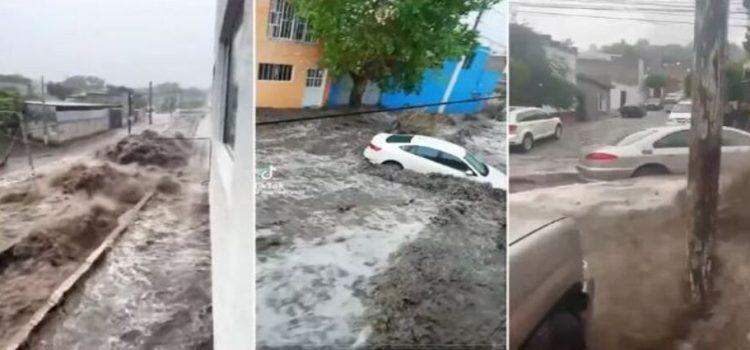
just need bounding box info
[509,110,669,192]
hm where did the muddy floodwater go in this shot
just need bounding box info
[256,112,506,348]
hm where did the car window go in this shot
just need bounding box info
[723,129,750,146]
[464,153,489,176]
[672,104,691,113]
[405,145,440,161]
[614,129,658,146]
[436,151,470,172]
[654,130,689,148]
[516,110,538,122]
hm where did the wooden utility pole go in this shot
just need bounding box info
[40,76,48,146]
[687,0,729,310]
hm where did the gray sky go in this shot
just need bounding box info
[473,2,509,55]
[512,2,748,50]
[0,0,215,89]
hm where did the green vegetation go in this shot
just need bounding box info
[293,0,499,106]
[509,24,578,109]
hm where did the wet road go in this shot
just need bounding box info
[510,110,669,191]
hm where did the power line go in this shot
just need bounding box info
[513,9,750,28]
[256,95,503,126]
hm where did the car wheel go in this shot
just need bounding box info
[523,312,586,350]
[554,125,563,140]
[632,164,669,177]
[382,161,403,171]
[522,134,534,153]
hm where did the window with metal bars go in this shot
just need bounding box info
[258,63,294,81]
[305,69,324,87]
[268,0,314,42]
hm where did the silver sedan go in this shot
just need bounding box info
[577,126,750,181]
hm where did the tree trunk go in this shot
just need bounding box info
[687,0,728,311]
[349,74,367,108]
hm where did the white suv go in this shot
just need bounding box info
[508,107,563,152]
[667,100,691,125]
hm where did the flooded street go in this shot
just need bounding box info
[256,113,506,348]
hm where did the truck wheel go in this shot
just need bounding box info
[554,125,563,140]
[382,161,403,171]
[523,312,586,350]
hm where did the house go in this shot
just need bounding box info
[578,51,646,111]
[207,0,253,348]
[327,46,503,114]
[541,35,577,85]
[256,0,330,108]
[23,101,123,144]
[576,73,613,119]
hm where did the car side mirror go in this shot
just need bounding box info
[465,170,476,177]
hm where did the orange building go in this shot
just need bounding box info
[256,0,331,108]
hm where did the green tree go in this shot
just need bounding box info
[293,0,499,107]
[46,82,75,100]
[645,74,668,90]
[509,24,578,109]
[61,75,106,93]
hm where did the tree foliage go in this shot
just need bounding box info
[60,75,106,94]
[645,74,668,89]
[509,24,578,109]
[293,0,499,106]
[46,82,75,100]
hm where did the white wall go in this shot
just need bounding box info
[208,0,254,349]
[27,108,110,144]
[610,82,645,110]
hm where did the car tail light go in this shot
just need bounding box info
[509,124,517,134]
[368,143,382,151]
[586,152,618,161]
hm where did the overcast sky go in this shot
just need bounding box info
[0,0,215,89]
[473,2,509,55]
[512,4,748,51]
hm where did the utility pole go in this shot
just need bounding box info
[438,6,487,114]
[148,81,153,125]
[41,76,48,146]
[127,91,133,135]
[687,0,728,311]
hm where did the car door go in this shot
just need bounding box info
[651,130,690,173]
[435,151,473,178]
[540,112,557,137]
[721,128,750,173]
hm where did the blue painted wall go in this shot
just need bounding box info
[327,46,502,114]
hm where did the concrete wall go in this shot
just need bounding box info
[25,105,111,144]
[256,0,330,108]
[209,0,253,349]
[578,79,610,119]
[377,46,502,114]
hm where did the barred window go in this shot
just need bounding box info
[268,0,314,42]
[305,69,324,87]
[259,63,293,81]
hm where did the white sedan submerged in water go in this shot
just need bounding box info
[363,133,507,190]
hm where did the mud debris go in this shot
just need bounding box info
[156,175,181,195]
[104,130,191,168]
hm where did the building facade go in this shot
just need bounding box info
[209,0,253,348]
[578,51,646,111]
[256,0,330,108]
[576,73,612,120]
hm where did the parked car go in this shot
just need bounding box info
[664,92,683,107]
[667,100,691,125]
[576,125,750,181]
[509,213,593,350]
[619,105,646,118]
[508,107,563,152]
[363,133,507,190]
[644,98,663,111]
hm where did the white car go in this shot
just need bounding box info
[667,100,691,125]
[363,133,507,190]
[577,125,750,181]
[508,107,563,152]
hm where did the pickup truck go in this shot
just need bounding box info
[509,213,594,350]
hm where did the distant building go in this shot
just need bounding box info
[576,73,612,119]
[23,101,123,144]
[256,0,330,108]
[578,51,646,111]
[0,76,33,96]
[207,0,253,349]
